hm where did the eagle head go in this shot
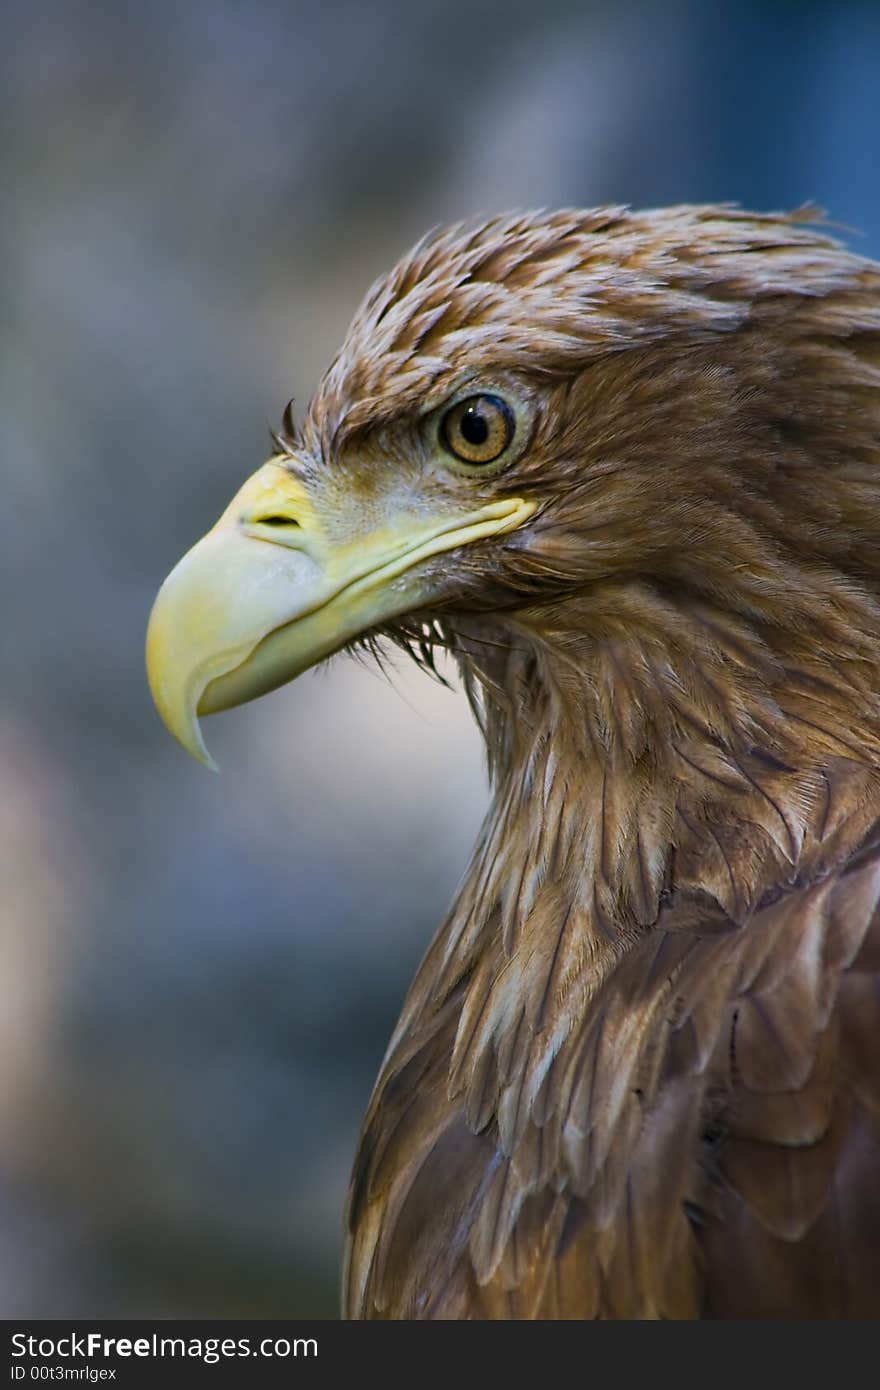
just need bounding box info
[146,206,880,768]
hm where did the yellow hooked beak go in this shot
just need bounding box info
[145,458,535,769]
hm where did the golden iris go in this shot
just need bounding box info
[440,394,515,465]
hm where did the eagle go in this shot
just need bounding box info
[146,206,880,1319]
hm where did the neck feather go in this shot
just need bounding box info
[394,580,880,1131]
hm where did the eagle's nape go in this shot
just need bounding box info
[146,205,880,1319]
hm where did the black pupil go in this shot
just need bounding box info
[460,405,490,446]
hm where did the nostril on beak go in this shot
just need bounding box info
[250,514,302,528]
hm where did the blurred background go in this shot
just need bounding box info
[3,0,879,1318]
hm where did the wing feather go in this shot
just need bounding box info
[346,777,880,1318]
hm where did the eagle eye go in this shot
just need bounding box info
[440,394,515,466]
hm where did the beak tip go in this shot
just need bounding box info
[147,699,221,772]
[188,738,221,774]
[173,713,221,774]
[146,586,223,774]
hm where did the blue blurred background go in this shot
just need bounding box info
[2,0,879,1318]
